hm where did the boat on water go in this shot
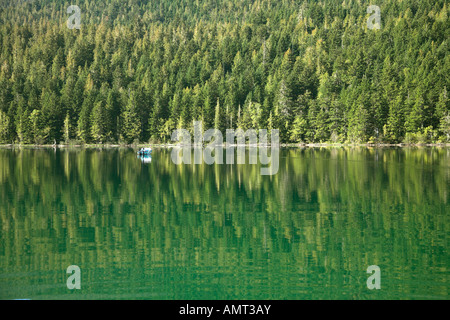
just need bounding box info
[137,147,152,155]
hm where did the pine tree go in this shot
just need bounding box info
[63,113,71,143]
[91,101,107,143]
[15,101,32,144]
[405,88,426,134]
[77,96,93,143]
[122,93,142,144]
[29,109,48,144]
[214,98,225,132]
[275,80,293,141]
[105,90,120,141]
[203,85,213,129]
[347,102,370,143]
[0,110,10,143]
[385,95,405,143]
[290,115,308,143]
[436,88,450,141]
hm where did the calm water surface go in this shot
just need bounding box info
[0,147,448,299]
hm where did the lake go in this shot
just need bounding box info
[0,147,448,299]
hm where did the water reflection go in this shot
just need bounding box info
[137,154,152,163]
[0,147,448,300]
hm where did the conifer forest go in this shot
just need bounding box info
[0,0,448,145]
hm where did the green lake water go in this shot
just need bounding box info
[0,147,448,300]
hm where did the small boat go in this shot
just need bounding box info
[137,147,152,155]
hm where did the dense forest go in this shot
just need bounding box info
[0,0,448,144]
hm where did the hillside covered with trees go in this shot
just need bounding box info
[0,0,448,144]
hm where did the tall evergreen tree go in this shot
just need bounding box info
[122,92,142,144]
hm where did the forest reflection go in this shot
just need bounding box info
[0,147,448,299]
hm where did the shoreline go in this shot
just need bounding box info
[0,143,449,149]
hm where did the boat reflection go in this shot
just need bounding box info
[137,154,152,163]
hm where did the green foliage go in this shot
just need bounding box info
[63,113,71,143]
[122,92,142,144]
[0,110,10,143]
[29,109,49,144]
[0,0,448,144]
[290,115,308,143]
[90,101,108,143]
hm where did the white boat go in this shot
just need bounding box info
[137,147,152,155]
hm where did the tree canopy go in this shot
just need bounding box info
[0,0,448,144]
